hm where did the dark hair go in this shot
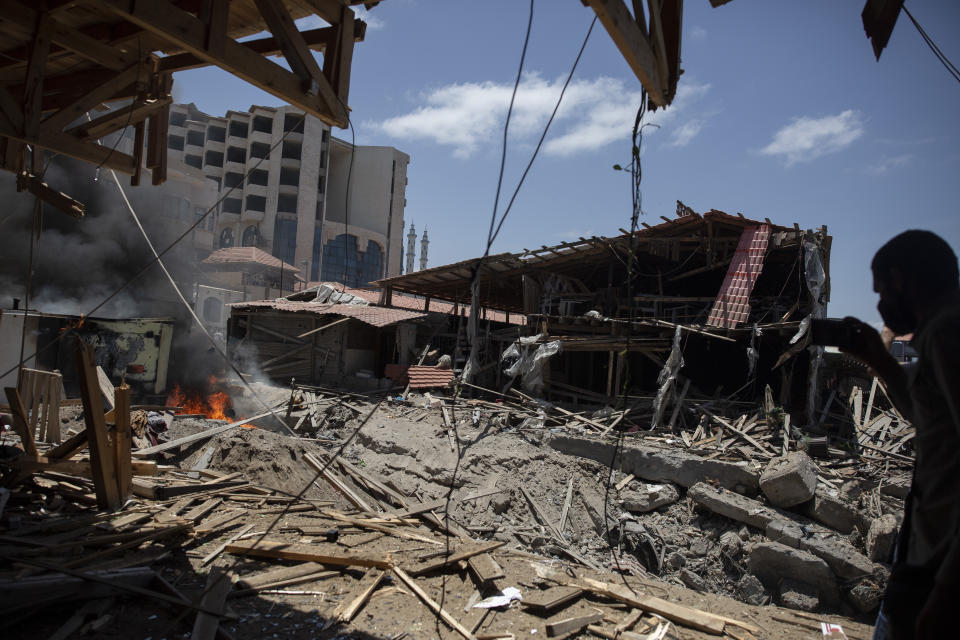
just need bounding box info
[872,230,959,295]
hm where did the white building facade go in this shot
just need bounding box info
[165,103,409,287]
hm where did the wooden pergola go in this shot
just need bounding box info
[0,0,375,215]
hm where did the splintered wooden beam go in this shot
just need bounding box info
[40,61,151,134]
[584,0,666,107]
[4,387,38,457]
[74,340,121,511]
[226,540,394,569]
[15,171,84,217]
[323,3,356,104]
[253,0,328,96]
[0,2,138,72]
[392,567,477,640]
[330,568,385,624]
[65,97,172,141]
[159,22,364,72]
[97,0,348,126]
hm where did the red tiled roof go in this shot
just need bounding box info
[305,282,523,325]
[706,225,771,329]
[204,247,303,276]
[227,300,425,328]
[407,366,455,389]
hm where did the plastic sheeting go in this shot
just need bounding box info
[803,239,827,422]
[651,325,685,428]
[500,335,562,395]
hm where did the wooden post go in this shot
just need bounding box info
[4,387,38,457]
[74,340,122,511]
[114,383,132,499]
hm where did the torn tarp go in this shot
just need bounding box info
[500,335,562,395]
[651,325,685,429]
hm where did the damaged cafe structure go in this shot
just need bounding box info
[375,206,832,416]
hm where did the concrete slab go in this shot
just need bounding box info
[800,487,860,534]
[547,435,760,493]
[688,482,780,529]
[746,541,839,605]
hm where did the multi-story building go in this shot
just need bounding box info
[164,102,409,288]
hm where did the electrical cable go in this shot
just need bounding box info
[902,4,960,84]
[602,93,650,592]
[434,5,603,621]
[487,15,597,251]
[484,0,534,256]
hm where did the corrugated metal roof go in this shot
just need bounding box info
[304,282,522,325]
[407,366,455,389]
[227,300,425,328]
[203,247,303,276]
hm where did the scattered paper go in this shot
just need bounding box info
[473,587,522,609]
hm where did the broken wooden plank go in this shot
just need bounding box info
[225,540,393,569]
[132,409,279,456]
[4,387,38,457]
[201,524,255,567]
[519,486,565,542]
[392,567,477,640]
[330,568,385,624]
[521,586,585,612]
[467,553,504,583]
[558,477,574,534]
[304,452,373,512]
[74,341,121,511]
[615,474,635,492]
[113,383,132,498]
[234,562,333,590]
[191,568,231,640]
[407,540,506,576]
[546,612,604,637]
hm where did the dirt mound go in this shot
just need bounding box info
[184,427,347,503]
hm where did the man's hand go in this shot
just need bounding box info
[838,317,894,372]
[916,582,959,639]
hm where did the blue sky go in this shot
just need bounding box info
[172,0,960,324]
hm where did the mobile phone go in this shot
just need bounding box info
[810,318,854,349]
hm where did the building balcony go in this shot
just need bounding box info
[249,129,272,145]
[280,156,300,170]
[224,160,245,175]
[241,209,266,224]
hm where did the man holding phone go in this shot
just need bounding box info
[836,230,960,640]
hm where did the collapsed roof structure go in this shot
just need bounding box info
[377,206,832,412]
[0,0,370,214]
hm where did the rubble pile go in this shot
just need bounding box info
[0,369,906,639]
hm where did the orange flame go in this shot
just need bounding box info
[165,375,232,420]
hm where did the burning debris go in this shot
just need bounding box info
[166,376,234,421]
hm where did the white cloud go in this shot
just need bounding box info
[367,73,711,158]
[865,153,913,175]
[353,7,386,31]
[689,25,707,40]
[668,118,704,147]
[760,110,865,165]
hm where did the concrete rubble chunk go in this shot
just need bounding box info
[679,568,708,592]
[688,482,780,529]
[746,541,839,605]
[765,519,876,581]
[759,452,818,507]
[547,435,760,492]
[800,487,860,534]
[619,482,680,513]
[779,578,820,612]
[866,514,898,562]
[737,573,767,606]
